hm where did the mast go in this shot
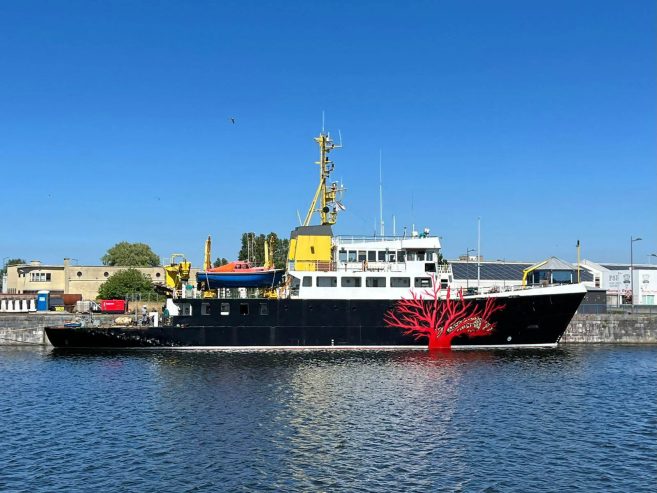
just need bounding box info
[379,149,384,236]
[303,131,344,226]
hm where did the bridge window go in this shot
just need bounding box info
[368,251,376,262]
[358,251,366,262]
[317,276,337,287]
[391,277,410,288]
[341,277,362,287]
[415,277,431,288]
[348,251,357,262]
[378,251,386,261]
[366,277,386,287]
[339,250,347,262]
[302,276,312,287]
[398,251,406,262]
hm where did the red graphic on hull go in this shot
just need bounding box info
[384,277,506,349]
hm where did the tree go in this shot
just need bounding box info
[102,242,160,267]
[213,257,229,267]
[97,268,156,299]
[1,258,26,276]
[238,232,289,268]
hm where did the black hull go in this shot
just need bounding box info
[45,290,585,349]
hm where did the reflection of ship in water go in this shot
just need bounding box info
[46,131,585,350]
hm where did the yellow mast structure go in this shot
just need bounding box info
[203,235,212,271]
[303,132,344,226]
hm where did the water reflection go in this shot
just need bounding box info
[3,345,654,492]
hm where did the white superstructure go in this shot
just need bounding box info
[288,234,453,300]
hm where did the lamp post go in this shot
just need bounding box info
[630,236,642,311]
[465,248,475,290]
[648,253,657,265]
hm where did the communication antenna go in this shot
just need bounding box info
[338,129,343,147]
[379,149,384,237]
[322,110,325,133]
[393,215,396,237]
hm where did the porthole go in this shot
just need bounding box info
[155,272,161,278]
[76,271,82,277]
[103,272,109,278]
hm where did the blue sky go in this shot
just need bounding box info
[1,0,655,267]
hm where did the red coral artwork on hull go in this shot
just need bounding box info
[384,277,506,349]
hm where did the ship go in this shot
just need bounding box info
[45,132,586,350]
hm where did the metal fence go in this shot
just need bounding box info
[577,304,657,316]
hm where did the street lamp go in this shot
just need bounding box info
[648,253,657,265]
[630,236,642,311]
[465,248,475,290]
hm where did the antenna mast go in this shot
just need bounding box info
[379,149,384,236]
[303,130,345,226]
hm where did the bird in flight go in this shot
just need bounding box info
[229,117,236,124]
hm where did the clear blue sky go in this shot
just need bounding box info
[1,0,655,267]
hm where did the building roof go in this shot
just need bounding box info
[600,263,657,271]
[449,259,593,282]
[529,256,577,271]
[450,261,531,281]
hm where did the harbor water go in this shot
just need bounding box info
[0,345,655,492]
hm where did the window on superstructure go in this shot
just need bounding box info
[378,251,386,261]
[220,303,230,315]
[407,252,416,261]
[358,251,366,262]
[201,303,211,315]
[414,277,431,288]
[366,277,386,287]
[391,277,410,288]
[367,251,376,262]
[302,276,312,287]
[341,277,362,287]
[388,252,396,262]
[240,303,249,315]
[417,252,425,261]
[398,251,406,262]
[339,250,347,263]
[260,303,269,315]
[317,276,337,287]
[348,251,357,262]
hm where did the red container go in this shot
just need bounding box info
[100,299,127,314]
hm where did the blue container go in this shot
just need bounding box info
[36,290,49,312]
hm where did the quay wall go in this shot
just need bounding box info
[0,314,118,346]
[1,313,656,346]
[561,314,657,344]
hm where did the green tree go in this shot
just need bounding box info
[213,257,229,267]
[102,242,160,267]
[237,232,289,268]
[1,258,26,276]
[97,268,156,299]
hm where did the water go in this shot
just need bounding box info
[0,346,655,492]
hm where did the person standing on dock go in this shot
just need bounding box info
[141,305,149,326]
